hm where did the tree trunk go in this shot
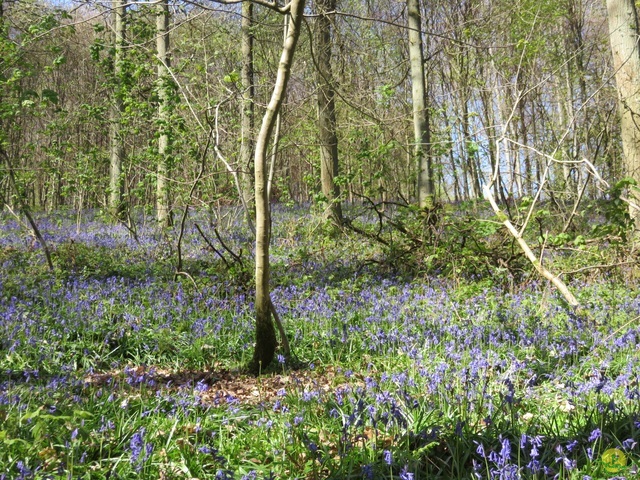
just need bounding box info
[479,63,500,201]
[156,0,171,227]
[557,60,576,199]
[407,0,434,207]
[251,0,305,374]
[462,98,481,199]
[315,0,342,225]
[518,95,532,196]
[109,0,125,219]
[606,0,640,235]
[240,0,255,220]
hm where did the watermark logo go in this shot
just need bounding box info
[601,448,627,474]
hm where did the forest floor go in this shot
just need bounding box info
[1,205,639,479]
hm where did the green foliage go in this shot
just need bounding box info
[346,201,529,284]
[223,70,240,84]
[590,178,637,243]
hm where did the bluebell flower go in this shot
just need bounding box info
[195,379,209,392]
[16,461,32,479]
[216,469,235,480]
[588,428,601,442]
[496,436,511,467]
[383,449,392,465]
[361,464,374,480]
[566,440,579,452]
[586,447,594,461]
[520,434,528,449]
[399,465,414,480]
[129,427,153,472]
[526,458,541,473]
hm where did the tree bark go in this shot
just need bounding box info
[251,0,305,373]
[156,0,171,227]
[462,97,481,199]
[315,0,343,225]
[240,0,255,220]
[109,0,125,220]
[408,0,434,207]
[606,0,640,236]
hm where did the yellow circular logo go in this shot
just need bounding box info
[601,448,627,474]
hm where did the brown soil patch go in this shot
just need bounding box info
[84,364,364,406]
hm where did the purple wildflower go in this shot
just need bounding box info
[361,464,374,480]
[588,428,601,442]
[129,427,153,472]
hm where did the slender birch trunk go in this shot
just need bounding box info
[251,0,305,373]
[109,0,125,219]
[240,0,255,219]
[156,0,171,227]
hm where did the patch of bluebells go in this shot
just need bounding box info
[129,427,153,472]
[2,210,640,478]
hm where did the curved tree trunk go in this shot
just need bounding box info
[251,0,305,373]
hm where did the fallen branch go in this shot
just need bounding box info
[483,185,579,307]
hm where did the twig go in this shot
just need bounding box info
[214,227,243,266]
[561,261,636,276]
[194,223,229,267]
[4,204,33,234]
[174,271,200,294]
[561,172,591,234]
[175,124,213,275]
[1,148,54,271]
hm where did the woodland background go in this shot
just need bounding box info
[1,0,630,215]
